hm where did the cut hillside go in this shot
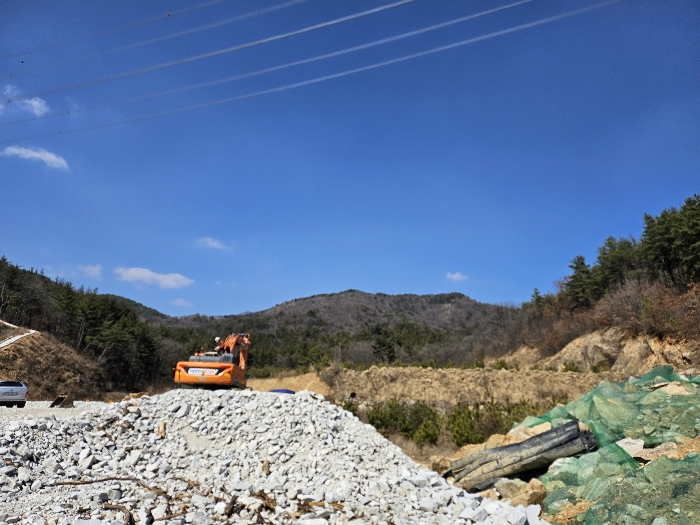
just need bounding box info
[497,328,700,377]
[326,366,617,407]
[0,331,102,400]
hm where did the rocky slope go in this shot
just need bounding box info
[499,329,700,377]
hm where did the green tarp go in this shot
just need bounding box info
[513,366,700,525]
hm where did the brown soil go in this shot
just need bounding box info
[0,331,102,400]
[678,435,700,459]
[549,500,593,525]
[328,367,618,407]
[248,372,331,397]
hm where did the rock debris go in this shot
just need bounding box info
[0,390,549,525]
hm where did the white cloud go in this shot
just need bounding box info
[20,97,49,117]
[197,236,230,250]
[446,271,468,282]
[170,298,193,307]
[78,264,102,279]
[114,267,195,289]
[2,146,68,170]
[1,85,49,116]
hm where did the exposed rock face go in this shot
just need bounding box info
[500,328,700,377]
[0,391,550,525]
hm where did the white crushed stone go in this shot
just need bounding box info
[0,390,549,525]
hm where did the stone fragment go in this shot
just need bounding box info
[494,478,526,500]
[616,438,645,457]
[17,467,31,482]
[507,505,528,525]
[174,404,190,418]
[509,478,547,507]
[126,449,142,465]
[638,442,680,461]
[419,496,437,512]
[151,504,168,519]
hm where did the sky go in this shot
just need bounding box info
[0,0,698,316]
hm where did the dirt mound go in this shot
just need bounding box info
[499,328,700,376]
[0,331,102,400]
[328,367,616,406]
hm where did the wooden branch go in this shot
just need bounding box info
[104,504,134,525]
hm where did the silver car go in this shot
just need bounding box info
[0,380,28,408]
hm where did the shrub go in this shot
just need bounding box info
[492,359,509,370]
[562,361,581,373]
[449,399,554,447]
[342,400,358,416]
[367,399,443,447]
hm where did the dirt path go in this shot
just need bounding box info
[248,372,331,397]
[0,329,36,349]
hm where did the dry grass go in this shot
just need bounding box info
[0,332,102,400]
[330,366,610,406]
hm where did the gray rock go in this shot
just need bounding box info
[508,505,528,525]
[419,496,437,513]
[16,467,30,482]
[174,404,190,418]
[0,466,16,477]
[126,449,142,465]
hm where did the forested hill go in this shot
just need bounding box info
[137,290,511,374]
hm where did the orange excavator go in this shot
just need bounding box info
[173,333,250,389]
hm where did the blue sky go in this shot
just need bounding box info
[1,0,698,316]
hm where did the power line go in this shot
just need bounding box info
[8,0,311,79]
[5,0,416,104]
[0,0,229,62]
[0,0,532,128]
[0,0,620,147]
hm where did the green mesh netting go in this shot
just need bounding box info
[513,367,700,524]
[516,366,700,447]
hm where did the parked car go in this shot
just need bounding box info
[0,380,28,408]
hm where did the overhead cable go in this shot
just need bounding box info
[5,0,416,104]
[0,0,620,146]
[9,0,311,79]
[0,0,228,62]
[0,0,532,128]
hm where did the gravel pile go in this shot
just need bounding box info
[0,389,549,525]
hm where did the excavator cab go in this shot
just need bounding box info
[173,333,250,388]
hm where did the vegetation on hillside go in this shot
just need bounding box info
[364,398,556,448]
[0,260,158,390]
[502,194,700,356]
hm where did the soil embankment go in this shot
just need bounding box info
[0,331,102,400]
[248,372,331,397]
[326,367,617,406]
